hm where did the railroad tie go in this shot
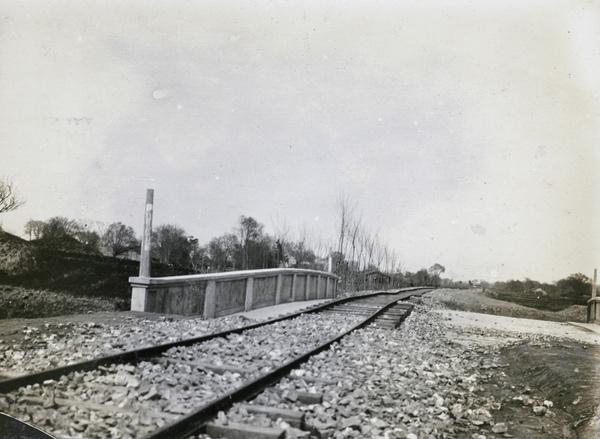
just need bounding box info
[372,303,414,329]
[204,421,285,439]
[238,403,306,429]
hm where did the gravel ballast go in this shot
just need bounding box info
[0,289,598,438]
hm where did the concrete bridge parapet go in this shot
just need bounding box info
[129,268,339,318]
[587,297,600,324]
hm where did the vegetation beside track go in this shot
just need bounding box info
[0,231,192,318]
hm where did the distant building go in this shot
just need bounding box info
[365,270,391,289]
[99,246,141,261]
[531,287,548,296]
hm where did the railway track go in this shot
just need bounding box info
[0,287,431,439]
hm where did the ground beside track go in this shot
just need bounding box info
[0,289,598,438]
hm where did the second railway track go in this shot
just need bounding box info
[0,287,431,439]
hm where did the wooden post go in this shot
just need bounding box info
[139,189,154,277]
[593,268,597,299]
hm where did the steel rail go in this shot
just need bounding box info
[0,412,57,439]
[0,287,428,394]
[143,291,425,439]
[0,287,431,438]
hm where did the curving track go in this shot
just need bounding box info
[0,287,430,439]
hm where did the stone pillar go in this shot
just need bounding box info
[245,277,255,311]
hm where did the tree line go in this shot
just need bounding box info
[331,193,446,290]
[19,211,448,291]
[481,273,593,305]
[2,177,594,298]
[4,178,446,289]
[20,215,326,272]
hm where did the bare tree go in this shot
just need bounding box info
[270,214,292,246]
[0,177,25,213]
[152,224,192,266]
[334,192,361,289]
[428,263,446,287]
[334,192,358,257]
[41,216,79,239]
[101,222,138,257]
[236,216,266,270]
[24,219,45,240]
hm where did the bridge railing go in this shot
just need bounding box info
[129,268,339,318]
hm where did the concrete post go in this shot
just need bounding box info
[317,275,322,299]
[333,277,338,297]
[306,274,311,300]
[588,268,599,324]
[131,283,148,312]
[204,280,216,318]
[139,189,154,278]
[245,277,254,311]
[275,274,283,305]
[291,274,298,301]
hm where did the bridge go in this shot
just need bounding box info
[130,268,339,317]
[129,190,338,318]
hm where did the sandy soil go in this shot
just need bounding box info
[434,309,600,345]
[425,289,600,439]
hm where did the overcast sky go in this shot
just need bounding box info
[1,0,598,283]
